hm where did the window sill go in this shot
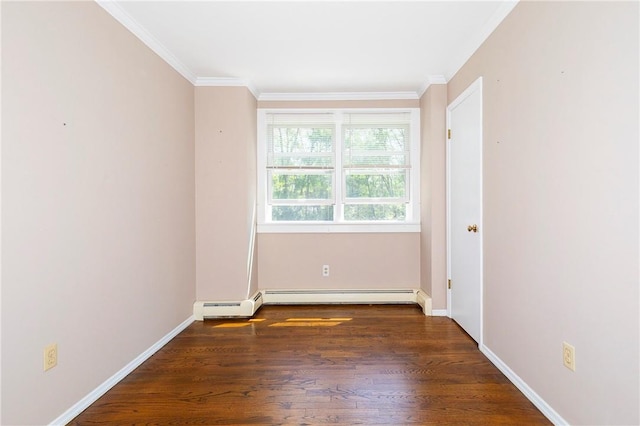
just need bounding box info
[257,222,421,234]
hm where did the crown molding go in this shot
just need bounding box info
[258,91,420,102]
[96,0,197,84]
[418,75,448,98]
[428,75,447,85]
[95,1,420,99]
[444,0,519,80]
[96,0,518,99]
[195,77,259,98]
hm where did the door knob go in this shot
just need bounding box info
[467,224,478,233]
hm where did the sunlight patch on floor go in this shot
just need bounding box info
[269,317,353,327]
[284,318,353,322]
[213,323,252,328]
[270,321,341,327]
[213,317,353,328]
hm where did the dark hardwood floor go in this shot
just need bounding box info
[70,304,550,425]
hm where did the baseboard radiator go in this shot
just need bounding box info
[194,292,264,320]
[194,289,432,320]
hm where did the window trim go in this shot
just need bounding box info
[257,108,421,233]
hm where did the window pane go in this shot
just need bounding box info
[270,127,333,168]
[270,172,332,201]
[270,153,334,168]
[344,204,406,221]
[345,153,407,168]
[344,127,407,168]
[272,206,334,221]
[345,171,406,199]
[345,127,406,150]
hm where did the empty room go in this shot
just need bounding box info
[1,1,638,425]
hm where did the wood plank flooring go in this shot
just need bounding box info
[70,305,550,425]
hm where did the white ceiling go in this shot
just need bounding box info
[98,1,518,98]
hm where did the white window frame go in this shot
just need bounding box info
[257,108,420,233]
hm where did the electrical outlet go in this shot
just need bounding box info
[322,264,330,277]
[44,343,58,372]
[562,342,575,371]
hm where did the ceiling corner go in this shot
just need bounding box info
[444,0,519,81]
[194,77,259,98]
[418,75,448,98]
[95,0,197,84]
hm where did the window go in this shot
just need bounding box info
[258,109,420,233]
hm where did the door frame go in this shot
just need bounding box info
[446,76,484,346]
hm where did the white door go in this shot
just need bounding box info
[447,78,483,344]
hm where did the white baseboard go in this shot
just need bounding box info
[431,309,448,316]
[194,289,438,318]
[261,288,419,305]
[480,344,567,426]
[49,315,195,425]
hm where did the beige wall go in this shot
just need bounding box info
[1,2,196,424]
[448,1,639,424]
[195,87,258,301]
[257,99,421,292]
[259,233,420,289]
[5,1,633,424]
[419,85,447,310]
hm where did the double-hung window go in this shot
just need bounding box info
[266,113,335,221]
[342,112,412,221]
[258,109,420,232]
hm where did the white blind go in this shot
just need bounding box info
[343,112,410,169]
[266,113,334,125]
[266,113,335,170]
[343,112,412,125]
